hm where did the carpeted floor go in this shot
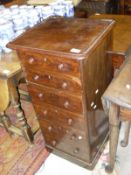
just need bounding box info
[0,101,49,175]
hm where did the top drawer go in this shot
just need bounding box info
[18,51,80,77]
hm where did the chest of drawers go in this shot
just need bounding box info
[8,17,115,169]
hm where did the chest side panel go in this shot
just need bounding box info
[82,31,113,161]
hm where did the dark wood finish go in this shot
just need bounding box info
[18,51,81,77]
[119,0,131,14]
[40,119,89,161]
[110,52,125,70]
[27,83,83,114]
[26,70,82,95]
[7,17,115,169]
[33,103,85,131]
[102,49,131,172]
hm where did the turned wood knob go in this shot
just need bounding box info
[43,110,48,116]
[38,93,44,98]
[55,109,58,113]
[33,75,39,81]
[48,126,52,131]
[48,75,52,80]
[62,82,68,89]
[78,135,83,140]
[64,101,70,109]
[73,147,80,154]
[68,118,73,125]
[71,134,76,140]
[28,57,35,64]
[58,63,64,70]
[44,57,47,62]
[52,140,56,146]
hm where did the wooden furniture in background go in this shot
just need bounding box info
[0,52,33,143]
[7,17,115,169]
[75,0,119,18]
[102,48,131,173]
[119,0,131,14]
[90,14,131,71]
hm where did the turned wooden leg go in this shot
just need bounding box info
[14,103,34,143]
[9,78,34,143]
[0,111,12,134]
[105,103,120,173]
[121,121,131,147]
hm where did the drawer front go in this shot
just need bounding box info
[40,119,89,162]
[28,83,83,114]
[18,51,80,77]
[26,70,82,95]
[33,103,85,131]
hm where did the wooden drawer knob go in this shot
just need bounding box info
[68,118,73,125]
[48,75,52,80]
[71,134,76,140]
[33,75,39,80]
[38,93,44,98]
[66,130,69,133]
[78,135,83,140]
[48,126,52,132]
[73,147,80,154]
[58,63,64,70]
[62,82,68,89]
[44,57,47,62]
[64,101,70,109]
[28,57,35,64]
[52,140,56,146]
[55,109,58,113]
[43,110,48,116]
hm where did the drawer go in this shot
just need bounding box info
[18,51,80,77]
[28,83,83,114]
[40,119,89,162]
[26,70,82,95]
[33,103,86,131]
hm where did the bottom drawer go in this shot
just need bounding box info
[39,119,89,162]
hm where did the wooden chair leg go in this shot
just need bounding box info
[121,121,131,147]
[105,103,120,173]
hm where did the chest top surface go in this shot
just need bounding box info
[8,17,114,57]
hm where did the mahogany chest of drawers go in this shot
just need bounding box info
[8,17,115,169]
